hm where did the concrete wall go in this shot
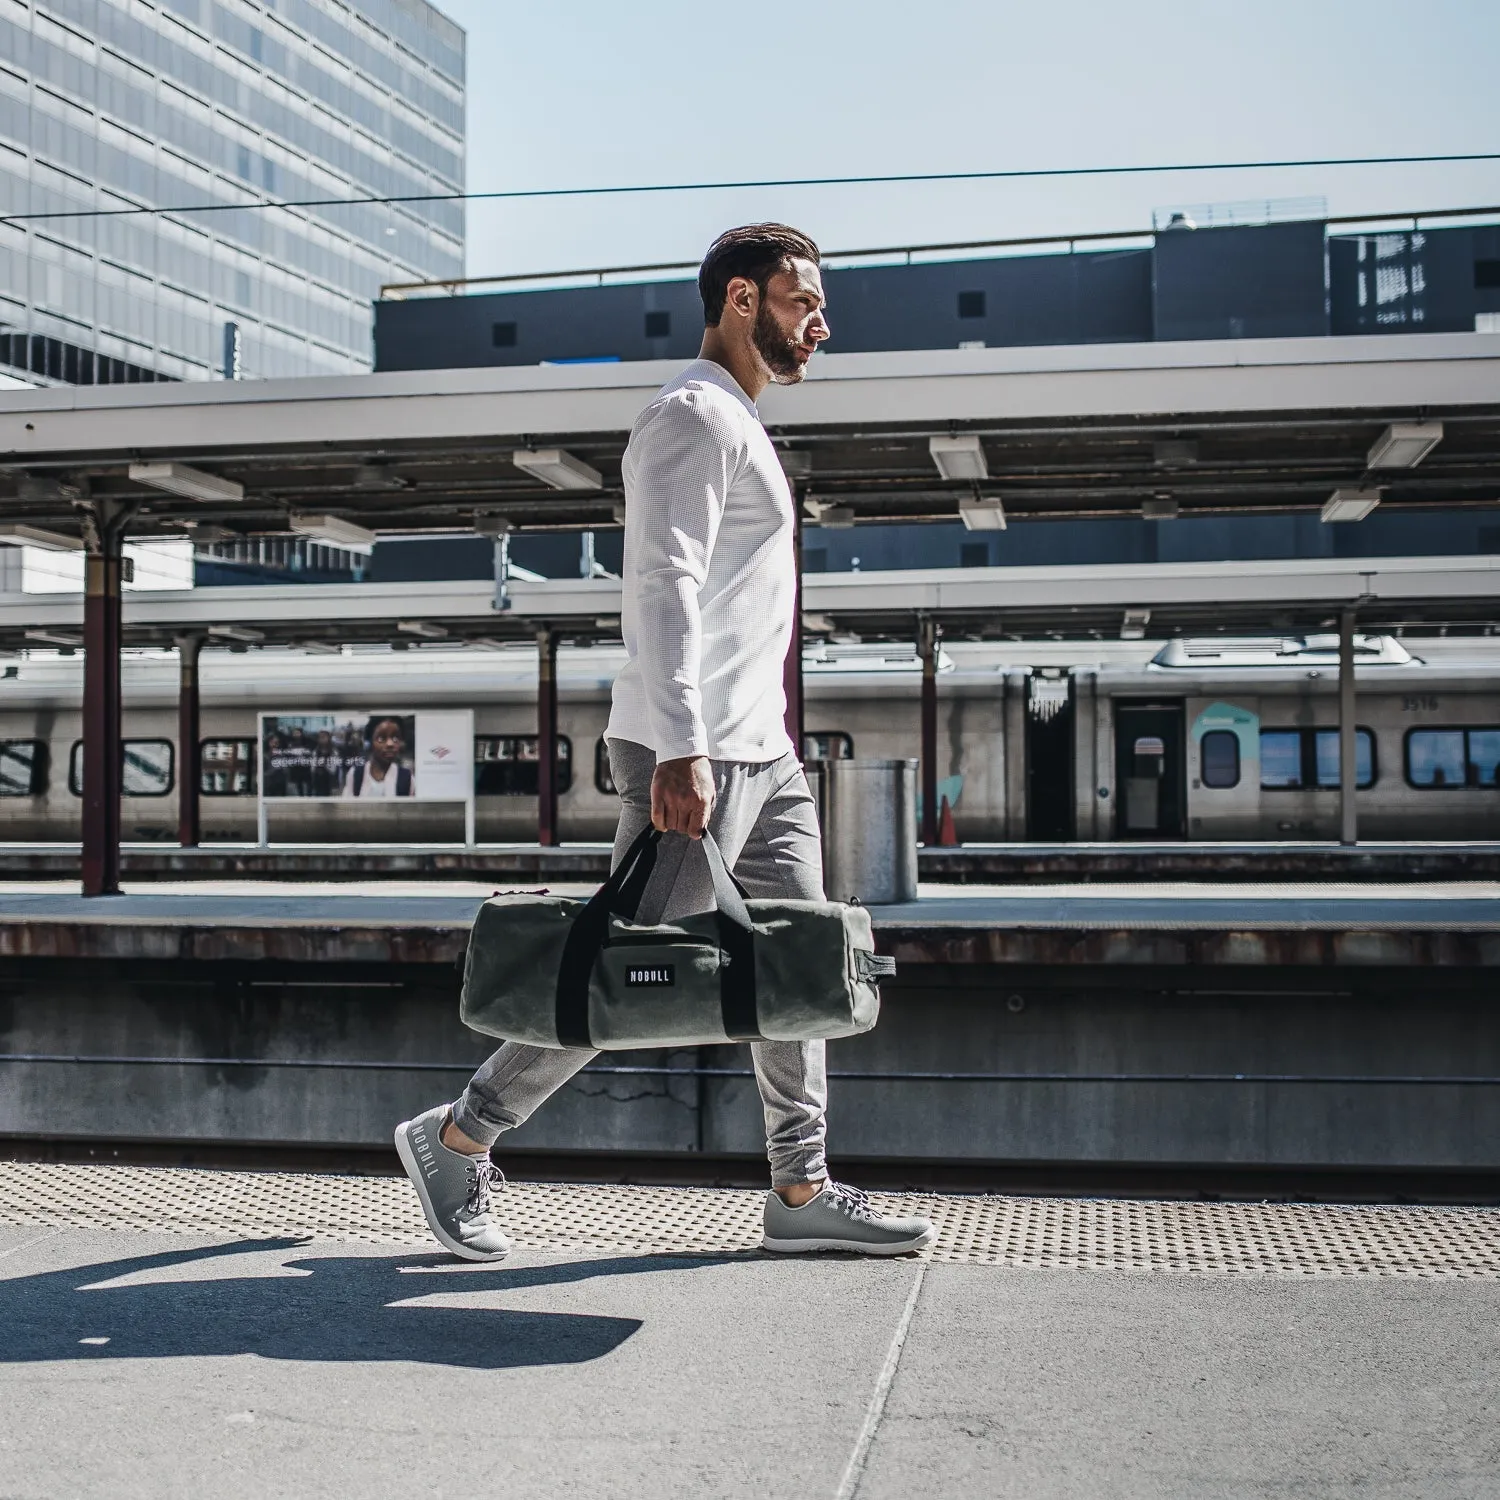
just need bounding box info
[4,958,1496,1170]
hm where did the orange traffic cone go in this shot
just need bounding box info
[938,794,960,847]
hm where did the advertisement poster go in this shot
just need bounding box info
[258,709,474,804]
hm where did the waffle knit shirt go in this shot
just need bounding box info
[607,359,796,763]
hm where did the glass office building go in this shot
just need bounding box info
[0,0,464,383]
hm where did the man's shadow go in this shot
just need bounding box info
[3,1239,734,1370]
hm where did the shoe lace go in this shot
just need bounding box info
[825,1180,879,1222]
[464,1157,505,1217]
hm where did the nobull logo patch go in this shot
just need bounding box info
[625,965,675,987]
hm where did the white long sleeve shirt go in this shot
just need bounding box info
[606,359,796,764]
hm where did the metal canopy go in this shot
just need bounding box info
[0,333,1495,539]
[5,556,1499,653]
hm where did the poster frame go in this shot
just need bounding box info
[254,707,475,847]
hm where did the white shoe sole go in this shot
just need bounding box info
[393,1119,511,1263]
[761,1228,935,1257]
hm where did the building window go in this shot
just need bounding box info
[1199,730,1240,789]
[492,321,517,348]
[1406,728,1500,788]
[68,740,175,797]
[200,738,256,795]
[1260,728,1375,789]
[644,310,670,339]
[1475,260,1500,290]
[0,740,47,796]
[595,738,616,796]
[957,290,986,319]
[960,541,990,568]
[804,731,855,762]
[474,735,572,796]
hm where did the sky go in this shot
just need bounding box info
[428,0,1499,284]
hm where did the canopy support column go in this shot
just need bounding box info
[176,632,203,848]
[782,490,805,757]
[1339,608,1358,847]
[80,500,130,896]
[919,616,939,846]
[537,625,559,847]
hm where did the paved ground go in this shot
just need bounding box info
[1,1207,1498,1497]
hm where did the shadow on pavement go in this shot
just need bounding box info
[0,1238,738,1369]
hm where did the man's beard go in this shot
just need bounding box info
[753,303,806,384]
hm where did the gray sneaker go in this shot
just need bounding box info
[394,1104,513,1262]
[762,1181,936,1256]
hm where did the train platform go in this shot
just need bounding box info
[1,1162,1497,1498]
[5,838,1500,883]
[1,877,1497,967]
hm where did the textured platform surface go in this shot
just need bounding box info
[3,1162,1499,1277]
[2,1165,1498,1499]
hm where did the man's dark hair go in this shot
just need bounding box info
[698,223,820,326]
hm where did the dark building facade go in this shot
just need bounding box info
[374,218,1500,373]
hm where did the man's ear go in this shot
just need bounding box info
[724,274,758,322]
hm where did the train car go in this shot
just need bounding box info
[1,635,1497,844]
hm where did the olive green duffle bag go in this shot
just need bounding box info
[459,825,894,1049]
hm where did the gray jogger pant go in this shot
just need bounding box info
[451,737,829,1188]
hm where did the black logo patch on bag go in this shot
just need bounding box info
[625,965,675,987]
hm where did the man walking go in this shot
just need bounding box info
[396,224,934,1262]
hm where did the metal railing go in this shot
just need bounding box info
[378,201,1500,301]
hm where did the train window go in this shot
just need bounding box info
[200,738,256,796]
[1470,731,1500,787]
[491,321,517,348]
[1199,731,1240,789]
[67,739,175,797]
[1406,728,1500,789]
[957,290,986,319]
[803,731,855,762]
[474,735,573,796]
[644,310,670,339]
[594,738,617,796]
[0,740,46,796]
[1259,731,1304,788]
[1313,730,1376,789]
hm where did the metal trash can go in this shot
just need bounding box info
[810,758,919,905]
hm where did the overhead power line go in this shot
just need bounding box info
[0,150,1497,228]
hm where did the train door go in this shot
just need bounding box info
[1115,702,1186,838]
[1025,672,1074,841]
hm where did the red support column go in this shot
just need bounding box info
[536,626,559,847]
[782,493,805,757]
[919,616,939,846]
[176,633,202,848]
[81,508,125,896]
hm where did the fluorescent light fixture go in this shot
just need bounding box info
[1366,420,1443,469]
[959,497,1007,531]
[1121,608,1152,640]
[177,522,241,545]
[297,640,343,655]
[397,619,448,638]
[1322,487,1383,523]
[474,513,514,538]
[288,513,377,554]
[512,447,602,491]
[803,498,854,528]
[25,627,82,647]
[129,461,244,504]
[929,434,988,481]
[1153,440,1199,467]
[208,623,264,642]
[0,523,84,551]
[1142,496,1179,520]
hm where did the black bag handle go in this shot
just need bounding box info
[554,826,759,1048]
